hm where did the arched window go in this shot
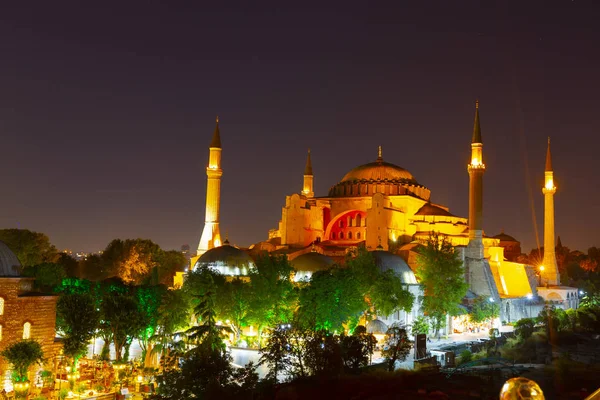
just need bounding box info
[348,232,353,239]
[348,216,353,227]
[357,232,361,239]
[331,232,336,240]
[0,297,4,315]
[23,322,31,340]
[356,214,361,227]
[339,220,344,228]
[339,232,344,239]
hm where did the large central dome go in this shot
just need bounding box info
[340,161,416,183]
[327,149,430,200]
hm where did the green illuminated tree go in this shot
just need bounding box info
[219,277,251,344]
[345,247,414,322]
[135,285,168,366]
[247,254,296,344]
[415,232,469,337]
[469,296,500,323]
[297,268,364,332]
[186,271,230,353]
[370,269,415,317]
[56,293,100,367]
[410,316,430,336]
[152,288,191,367]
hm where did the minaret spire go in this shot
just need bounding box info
[302,148,314,198]
[197,117,224,256]
[468,100,485,241]
[545,137,552,172]
[210,116,222,148]
[466,100,496,298]
[472,100,482,144]
[377,146,383,162]
[541,137,559,285]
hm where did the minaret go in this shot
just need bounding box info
[541,138,560,285]
[301,149,314,198]
[197,117,223,256]
[467,100,485,254]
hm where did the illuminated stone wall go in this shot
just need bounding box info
[0,278,61,383]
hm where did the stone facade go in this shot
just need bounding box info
[0,278,61,387]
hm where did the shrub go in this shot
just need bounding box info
[458,350,472,364]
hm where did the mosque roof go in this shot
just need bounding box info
[0,240,22,277]
[195,244,255,271]
[371,250,418,284]
[493,232,519,243]
[415,203,455,217]
[339,160,417,184]
[366,319,388,335]
[291,252,334,273]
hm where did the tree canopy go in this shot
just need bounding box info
[0,229,58,267]
[415,232,469,336]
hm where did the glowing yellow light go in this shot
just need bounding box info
[545,179,554,190]
[539,265,545,271]
[209,164,219,170]
[137,375,143,383]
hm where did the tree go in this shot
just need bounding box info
[469,296,500,324]
[21,262,66,291]
[100,291,145,361]
[155,250,187,286]
[381,324,412,372]
[513,318,536,340]
[0,229,58,267]
[152,288,191,368]
[151,347,258,399]
[1,340,44,396]
[297,268,364,332]
[135,285,168,366]
[247,254,296,344]
[415,233,469,337]
[411,316,430,336]
[186,272,230,353]
[339,327,377,372]
[56,293,100,367]
[219,277,251,344]
[370,269,414,317]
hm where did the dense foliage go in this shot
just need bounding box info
[0,340,44,383]
[415,233,469,336]
[56,293,100,365]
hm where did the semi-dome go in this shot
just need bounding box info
[371,250,418,284]
[366,318,388,335]
[290,252,334,282]
[328,150,430,200]
[0,240,22,277]
[493,232,519,242]
[194,245,255,276]
[415,203,455,217]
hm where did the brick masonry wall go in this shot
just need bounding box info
[0,278,61,378]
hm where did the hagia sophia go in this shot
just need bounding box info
[190,102,579,332]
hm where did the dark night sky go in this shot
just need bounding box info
[1,1,599,253]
